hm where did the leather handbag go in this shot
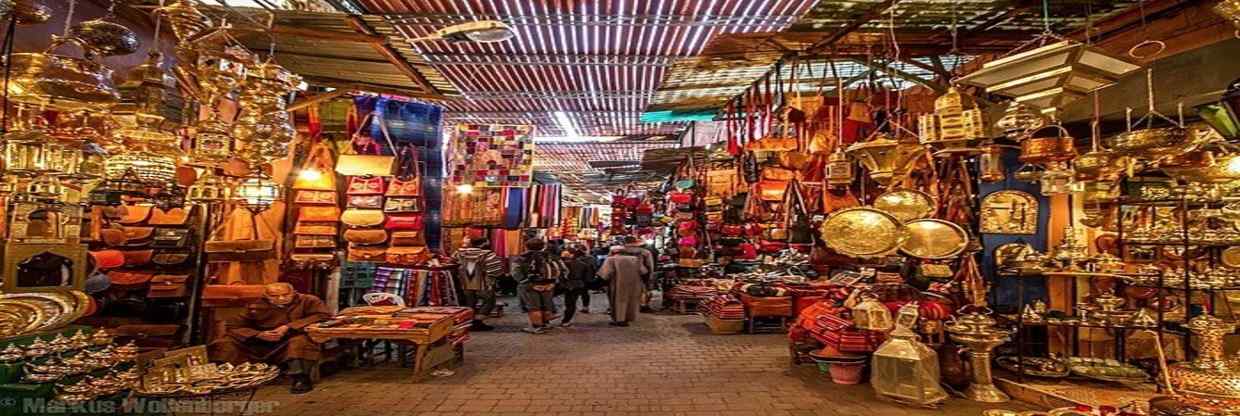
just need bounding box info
[147,275,189,298]
[386,246,430,265]
[669,192,693,205]
[300,206,341,222]
[343,229,388,245]
[289,253,337,270]
[149,207,191,226]
[108,271,153,287]
[335,112,397,177]
[152,228,192,249]
[347,245,387,262]
[348,195,384,209]
[123,249,154,266]
[383,197,422,213]
[764,228,789,241]
[763,167,797,181]
[122,227,155,246]
[293,222,338,236]
[386,144,422,196]
[294,190,336,205]
[384,214,423,231]
[119,205,153,225]
[204,212,276,263]
[341,209,385,228]
[293,142,337,191]
[346,176,386,195]
[100,226,127,247]
[390,230,425,246]
[759,240,787,253]
[90,250,125,269]
[152,252,192,266]
[742,152,759,184]
[722,224,744,237]
[756,180,788,202]
[295,235,336,249]
[785,181,814,245]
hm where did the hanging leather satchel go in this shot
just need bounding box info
[122,249,154,266]
[384,214,423,231]
[347,245,387,262]
[152,251,192,266]
[151,228,192,248]
[293,222,338,236]
[149,207,191,226]
[119,204,153,225]
[336,112,397,177]
[756,180,788,202]
[386,144,422,197]
[786,181,814,245]
[346,176,386,195]
[343,228,388,246]
[390,230,425,246]
[147,275,189,298]
[100,226,128,247]
[386,246,430,265]
[293,142,337,190]
[295,235,337,249]
[742,152,760,184]
[90,250,125,269]
[348,195,384,209]
[383,197,423,213]
[204,211,276,263]
[300,206,341,222]
[108,271,154,287]
[122,227,155,247]
[289,253,337,270]
[294,190,336,205]
[341,209,386,228]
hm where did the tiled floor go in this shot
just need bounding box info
[253,294,1032,416]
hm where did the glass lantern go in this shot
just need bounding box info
[825,148,853,186]
[105,152,177,184]
[188,169,230,202]
[851,295,893,332]
[236,175,281,212]
[871,303,947,406]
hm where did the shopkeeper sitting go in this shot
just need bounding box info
[208,283,330,394]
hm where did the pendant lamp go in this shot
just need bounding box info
[957,39,1140,115]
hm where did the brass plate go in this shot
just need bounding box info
[0,300,43,337]
[1221,246,1240,269]
[873,189,936,223]
[0,290,79,333]
[980,190,1038,235]
[820,207,908,258]
[901,219,969,259]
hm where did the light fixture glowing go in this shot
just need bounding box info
[409,21,515,44]
[297,168,323,182]
[456,184,474,194]
[552,111,580,138]
[1226,155,1240,175]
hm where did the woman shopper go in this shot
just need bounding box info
[559,245,596,327]
[598,245,646,327]
[512,238,566,334]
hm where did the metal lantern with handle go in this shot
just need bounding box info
[851,295,893,332]
[871,303,947,406]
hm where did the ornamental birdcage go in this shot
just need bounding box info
[105,152,177,184]
[871,303,947,406]
[919,87,986,149]
[851,295,893,332]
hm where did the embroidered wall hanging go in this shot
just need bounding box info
[449,123,535,188]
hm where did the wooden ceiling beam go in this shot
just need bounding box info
[895,58,952,81]
[806,0,900,53]
[342,15,440,95]
[848,59,946,93]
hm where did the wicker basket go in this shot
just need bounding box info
[706,317,744,335]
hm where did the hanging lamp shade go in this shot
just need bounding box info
[187,169,230,202]
[236,176,281,212]
[919,87,986,149]
[871,303,947,406]
[1196,77,1240,140]
[957,40,1140,114]
[844,133,921,186]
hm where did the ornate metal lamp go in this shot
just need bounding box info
[871,303,947,406]
[1196,77,1240,140]
[104,152,177,184]
[844,133,921,186]
[919,87,986,150]
[956,39,1140,116]
[187,169,230,202]
[235,175,281,213]
[851,295,893,332]
[945,310,1012,403]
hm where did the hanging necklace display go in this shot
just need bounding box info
[979,190,1038,235]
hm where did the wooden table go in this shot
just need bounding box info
[306,317,459,381]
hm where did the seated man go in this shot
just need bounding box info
[208,283,330,394]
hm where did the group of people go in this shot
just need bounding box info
[454,235,658,334]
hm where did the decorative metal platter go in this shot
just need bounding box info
[1066,357,1149,384]
[995,355,1070,378]
[901,219,969,259]
[0,290,86,337]
[873,189,936,223]
[0,300,43,337]
[820,207,908,258]
[980,190,1039,235]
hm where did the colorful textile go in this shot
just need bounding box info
[448,124,535,188]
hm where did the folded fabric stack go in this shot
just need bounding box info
[666,284,719,301]
[699,294,746,320]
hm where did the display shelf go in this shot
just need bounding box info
[1119,240,1240,247]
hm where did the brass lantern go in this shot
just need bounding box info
[187,169,230,202]
[1196,77,1240,140]
[153,0,213,44]
[190,118,234,165]
[825,148,853,186]
[105,152,177,184]
[994,101,1045,140]
[871,303,947,406]
[956,39,1140,115]
[919,87,986,149]
[236,175,281,212]
[851,295,893,332]
[844,133,922,186]
[1215,0,1240,34]
[112,51,184,153]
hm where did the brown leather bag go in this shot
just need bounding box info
[149,207,190,226]
[294,235,336,249]
[293,222,338,236]
[343,229,388,245]
[390,231,424,246]
[119,205,153,225]
[122,227,155,246]
[341,209,385,228]
[756,180,788,202]
[204,212,276,263]
[152,252,192,266]
[294,190,336,205]
[147,275,190,298]
[386,246,429,265]
[100,226,128,247]
[300,206,341,222]
[108,271,154,286]
[122,249,154,266]
[347,245,387,262]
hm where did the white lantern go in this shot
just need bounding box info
[871,303,947,406]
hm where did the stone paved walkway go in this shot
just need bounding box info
[253,294,1030,416]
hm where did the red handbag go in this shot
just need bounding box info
[738,243,758,259]
[677,221,698,232]
[759,240,787,253]
[722,224,743,237]
[668,192,693,205]
[636,202,654,215]
[347,176,386,195]
[384,214,423,231]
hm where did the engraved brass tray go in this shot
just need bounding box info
[901,219,968,259]
[820,207,908,258]
[873,189,936,223]
[981,190,1039,235]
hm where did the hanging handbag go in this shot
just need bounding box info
[336,112,397,177]
[90,250,125,269]
[343,229,388,246]
[295,235,337,249]
[384,214,423,231]
[122,249,154,266]
[147,275,189,298]
[722,224,744,237]
[346,176,386,195]
[122,227,155,247]
[204,211,277,263]
[756,180,788,202]
[785,181,814,245]
[348,195,384,209]
[300,206,341,222]
[100,226,127,247]
[294,190,336,205]
[390,230,425,246]
[341,209,385,228]
[386,246,430,265]
[347,245,387,262]
[293,222,338,236]
[386,144,422,197]
[151,228,192,249]
[152,251,192,266]
[293,142,337,190]
[383,197,423,213]
[289,253,337,270]
[119,204,153,225]
[108,271,154,287]
[148,207,190,226]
